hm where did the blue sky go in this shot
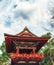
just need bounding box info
[0,0,54,46]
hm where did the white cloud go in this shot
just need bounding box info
[0,50,2,54]
[0,0,53,45]
[0,33,4,46]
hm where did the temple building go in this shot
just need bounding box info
[4,27,50,65]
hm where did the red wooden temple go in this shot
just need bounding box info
[4,27,50,65]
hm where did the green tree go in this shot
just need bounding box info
[41,32,51,38]
[39,32,54,65]
[0,41,10,65]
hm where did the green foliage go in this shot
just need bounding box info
[41,32,51,38]
[39,35,54,65]
[0,41,10,65]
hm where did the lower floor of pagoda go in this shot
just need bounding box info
[11,47,44,65]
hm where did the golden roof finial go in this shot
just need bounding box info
[24,26,28,33]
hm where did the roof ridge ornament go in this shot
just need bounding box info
[24,26,28,30]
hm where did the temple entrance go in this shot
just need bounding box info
[19,49,33,54]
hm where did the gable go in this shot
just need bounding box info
[16,27,37,37]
